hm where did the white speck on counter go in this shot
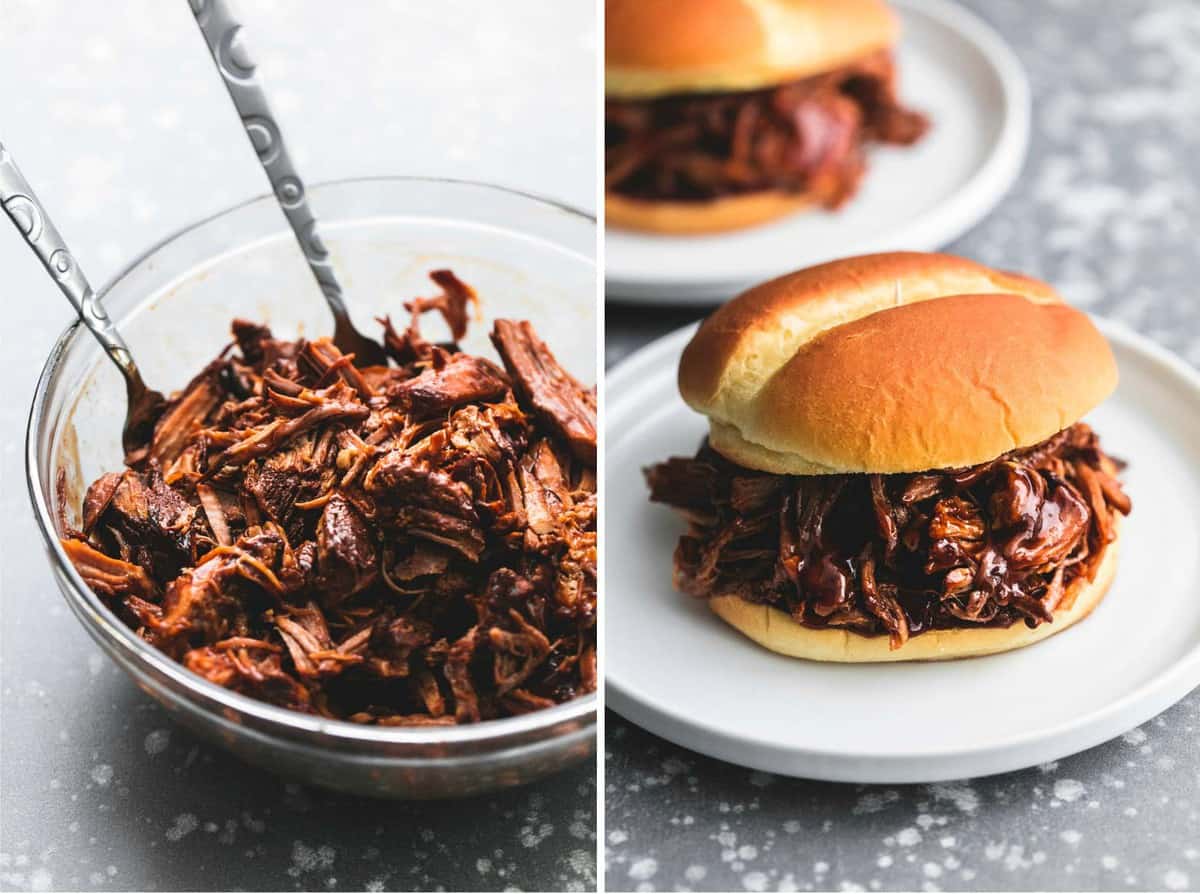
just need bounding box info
[1003,845,1032,872]
[927,783,980,813]
[1054,779,1086,803]
[287,842,336,877]
[1164,869,1189,890]
[165,814,198,842]
[1123,728,1148,745]
[143,729,170,756]
[520,822,554,848]
[662,758,690,776]
[853,790,900,815]
[629,857,658,881]
[743,869,769,891]
[896,828,922,847]
[568,815,592,841]
[565,847,597,889]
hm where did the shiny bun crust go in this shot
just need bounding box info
[679,252,1117,475]
[605,190,815,235]
[606,0,898,98]
[709,526,1119,662]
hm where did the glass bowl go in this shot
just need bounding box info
[25,177,597,798]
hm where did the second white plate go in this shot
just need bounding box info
[605,320,1200,782]
[605,0,1031,303]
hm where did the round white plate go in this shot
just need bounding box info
[605,0,1031,303]
[605,320,1200,783]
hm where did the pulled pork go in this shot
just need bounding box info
[646,424,1130,649]
[606,50,928,208]
[63,270,596,724]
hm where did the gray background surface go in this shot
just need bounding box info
[0,1,595,891]
[605,0,1200,891]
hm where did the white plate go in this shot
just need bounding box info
[605,0,1031,303]
[605,320,1200,783]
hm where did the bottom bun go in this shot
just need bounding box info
[605,190,813,235]
[709,529,1119,663]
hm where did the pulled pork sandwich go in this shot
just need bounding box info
[646,252,1131,662]
[61,271,596,724]
[605,0,929,234]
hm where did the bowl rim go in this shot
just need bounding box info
[25,174,598,747]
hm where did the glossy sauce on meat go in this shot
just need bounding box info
[606,50,929,208]
[61,271,597,725]
[646,424,1130,649]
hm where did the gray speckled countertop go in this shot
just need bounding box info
[605,1,1200,891]
[0,2,595,891]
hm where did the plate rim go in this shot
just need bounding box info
[604,317,1200,781]
[604,0,1032,302]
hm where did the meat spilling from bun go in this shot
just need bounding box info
[646,423,1131,650]
[652,252,1128,660]
[606,50,928,209]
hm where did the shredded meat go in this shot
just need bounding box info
[492,320,597,463]
[388,352,509,416]
[61,270,596,724]
[646,424,1130,648]
[378,268,478,367]
[606,49,929,208]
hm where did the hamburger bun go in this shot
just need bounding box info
[680,252,1117,475]
[606,0,899,98]
[605,190,815,235]
[708,518,1120,662]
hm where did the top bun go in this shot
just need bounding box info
[606,0,899,98]
[679,252,1117,475]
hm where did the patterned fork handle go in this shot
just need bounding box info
[0,140,143,385]
[186,0,350,322]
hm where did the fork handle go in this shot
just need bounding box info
[0,140,143,385]
[186,0,352,324]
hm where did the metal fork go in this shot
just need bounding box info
[0,141,166,456]
[186,0,389,366]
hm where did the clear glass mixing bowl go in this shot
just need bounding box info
[26,177,597,798]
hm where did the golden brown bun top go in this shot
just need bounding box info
[606,0,898,98]
[679,252,1117,474]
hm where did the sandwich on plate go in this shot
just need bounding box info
[646,252,1131,661]
[605,0,929,233]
